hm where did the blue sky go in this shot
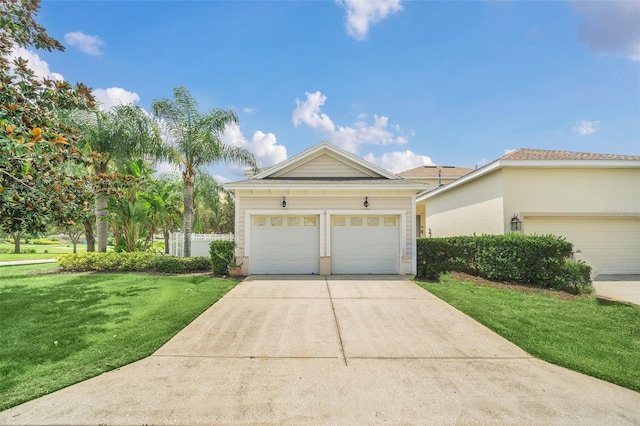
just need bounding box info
[16,0,640,181]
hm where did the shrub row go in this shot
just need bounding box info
[417,234,591,294]
[209,240,235,275]
[57,252,211,273]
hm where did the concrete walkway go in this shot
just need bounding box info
[1,275,639,425]
[0,258,57,266]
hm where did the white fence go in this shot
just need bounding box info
[169,233,234,257]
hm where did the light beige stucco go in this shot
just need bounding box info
[419,163,640,275]
[424,169,504,237]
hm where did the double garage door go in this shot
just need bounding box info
[251,215,400,274]
[525,217,640,275]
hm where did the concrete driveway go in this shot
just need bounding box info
[593,274,640,305]
[1,275,639,425]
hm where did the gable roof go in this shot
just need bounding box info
[397,165,474,178]
[501,148,640,161]
[226,142,427,191]
[250,142,400,180]
[417,148,640,202]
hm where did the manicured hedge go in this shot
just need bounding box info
[57,252,212,273]
[210,240,235,275]
[417,234,591,294]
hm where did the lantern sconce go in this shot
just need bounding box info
[281,196,287,208]
[510,213,522,231]
[363,196,369,208]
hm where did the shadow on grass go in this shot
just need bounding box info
[0,273,155,395]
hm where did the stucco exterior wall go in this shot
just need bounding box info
[503,167,640,227]
[425,170,504,237]
[235,190,416,274]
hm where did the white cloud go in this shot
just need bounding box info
[292,91,409,154]
[64,31,104,56]
[570,1,640,61]
[363,150,434,173]
[243,107,256,114]
[572,119,600,136]
[213,175,232,184]
[504,149,516,155]
[93,87,141,111]
[292,91,335,132]
[222,122,287,168]
[336,0,403,40]
[8,47,64,81]
[476,158,488,168]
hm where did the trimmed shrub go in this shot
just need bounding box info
[57,252,157,272]
[30,238,60,245]
[554,260,592,295]
[210,240,234,275]
[155,256,212,273]
[417,234,581,289]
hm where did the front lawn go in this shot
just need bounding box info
[0,264,239,411]
[416,274,640,392]
[0,242,87,261]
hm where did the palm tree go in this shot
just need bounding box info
[73,105,165,252]
[152,87,258,257]
[143,176,182,253]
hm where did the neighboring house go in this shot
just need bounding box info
[416,148,640,276]
[225,142,427,275]
[397,165,473,237]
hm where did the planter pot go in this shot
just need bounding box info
[228,266,242,277]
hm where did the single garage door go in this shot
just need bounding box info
[251,215,319,274]
[525,217,640,275]
[331,215,399,274]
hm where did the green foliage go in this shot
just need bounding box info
[0,0,95,236]
[57,252,212,273]
[155,256,212,273]
[30,238,60,245]
[555,260,593,295]
[152,86,258,257]
[210,240,235,275]
[417,234,583,291]
[57,252,156,272]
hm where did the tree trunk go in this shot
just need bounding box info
[182,169,195,257]
[96,194,109,252]
[84,218,95,252]
[163,229,170,254]
[12,231,22,254]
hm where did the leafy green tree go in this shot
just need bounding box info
[0,0,95,252]
[152,86,258,257]
[143,176,182,253]
[72,105,164,252]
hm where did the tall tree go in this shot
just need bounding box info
[0,0,95,248]
[72,105,164,252]
[143,176,182,253]
[152,87,258,257]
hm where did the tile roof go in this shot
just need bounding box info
[396,165,474,178]
[501,148,640,161]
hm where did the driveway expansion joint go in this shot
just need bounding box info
[326,277,348,366]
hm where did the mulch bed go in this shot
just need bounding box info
[448,271,582,300]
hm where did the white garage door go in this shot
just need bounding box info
[525,217,640,275]
[331,215,399,274]
[251,215,320,274]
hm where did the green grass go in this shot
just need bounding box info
[416,274,640,392]
[0,263,239,411]
[0,242,87,261]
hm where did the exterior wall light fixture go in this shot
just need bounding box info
[363,196,369,208]
[510,213,522,231]
[281,197,287,208]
